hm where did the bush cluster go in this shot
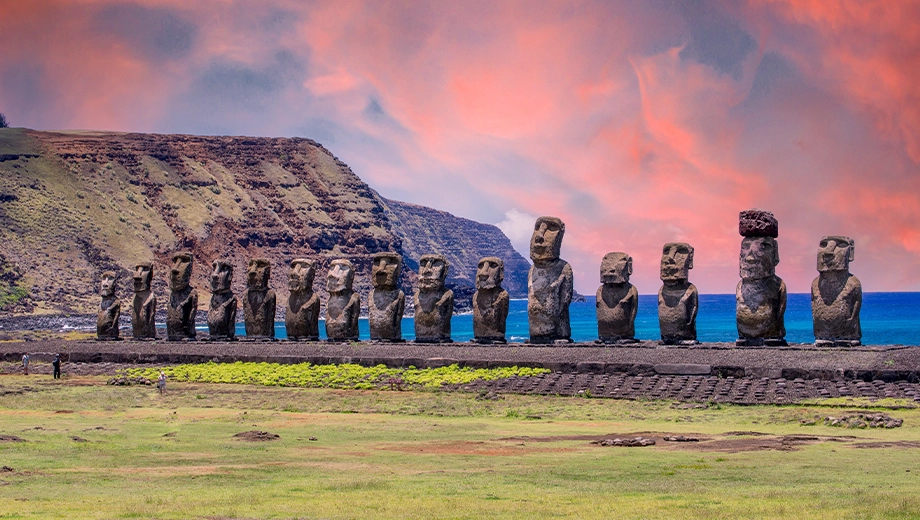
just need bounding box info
[125,362,549,390]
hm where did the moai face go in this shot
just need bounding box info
[418,254,448,291]
[100,271,117,298]
[660,242,694,282]
[476,257,504,290]
[327,259,355,294]
[133,262,153,292]
[372,253,402,290]
[817,236,854,273]
[289,259,315,293]
[739,237,779,280]
[600,252,632,284]
[246,258,271,291]
[210,261,233,293]
[530,216,565,265]
[169,252,193,291]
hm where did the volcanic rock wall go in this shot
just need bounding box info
[0,129,530,315]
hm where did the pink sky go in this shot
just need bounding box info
[2,0,919,295]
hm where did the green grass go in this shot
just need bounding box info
[1,374,920,518]
[125,361,550,390]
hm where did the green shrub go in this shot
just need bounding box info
[125,362,549,391]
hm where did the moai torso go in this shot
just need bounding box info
[596,252,638,343]
[166,252,198,340]
[811,236,862,345]
[325,259,360,341]
[473,257,509,343]
[368,253,405,342]
[286,259,320,340]
[131,262,157,340]
[243,258,275,339]
[414,254,453,343]
[207,260,237,340]
[658,243,699,344]
[736,210,786,345]
[97,271,121,340]
[528,217,573,343]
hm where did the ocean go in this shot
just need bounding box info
[228,292,920,346]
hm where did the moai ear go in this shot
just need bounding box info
[773,241,780,266]
[687,249,694,270]
[848,240,855,262]
[627,256,634,276]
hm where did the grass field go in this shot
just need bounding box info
[2,371,920,519]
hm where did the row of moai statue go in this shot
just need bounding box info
[591,209,862,346]
[97,210,862,346]
[97,250,509,343]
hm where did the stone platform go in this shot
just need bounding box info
[1,340,918,383]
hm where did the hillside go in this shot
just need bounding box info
[378,198,530,298]
[0,128,530,315]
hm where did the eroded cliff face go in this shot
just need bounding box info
[377,198,530,298]
[0,129,529,315]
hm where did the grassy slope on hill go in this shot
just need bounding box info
[1,374,919,518]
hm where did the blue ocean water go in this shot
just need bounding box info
[222,292,920,346]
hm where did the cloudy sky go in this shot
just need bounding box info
[2,0,919,295]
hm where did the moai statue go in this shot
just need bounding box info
[243,258,276,339]
[473,257,509,344]
[736,210,786,346]
[325,259,360,341]
[166,252,198,341]
[595,252,638,344]
[658,243,699,345]
[207,260,237,340]
[414,254,453,343]
[369,252,405,342]
[528,216,573,343]
[812,236,862,346]
[286,259,320,341]
[131,262,157,340]
[96,271,121,340]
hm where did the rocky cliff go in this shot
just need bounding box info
[0,128,530,316]
[377,198,530,298]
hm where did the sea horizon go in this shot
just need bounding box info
[212,291,920,346]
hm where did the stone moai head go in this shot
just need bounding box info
[169,252,193,291]
[372,252,402,290]
[660,242,694,282]
[100,271,117,297]
[133,262,153,293]
[418,254,449,291]
[739,209,779,281]
[327,259,355,294]
[817,236,854,273]
[246,258,271,291]
[289,258,315,293]
[476,257,504,290]
[740,237,779,280]
[530,216,565,265]
[600,252,632,285]
[210,261,233,294]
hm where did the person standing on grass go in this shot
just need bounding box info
[21,353,29,375]
[52,354,61,379]
[157,370,167,394]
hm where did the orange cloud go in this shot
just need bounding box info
[3,1,920,294]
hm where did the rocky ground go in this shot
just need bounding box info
[3,359,920,406]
